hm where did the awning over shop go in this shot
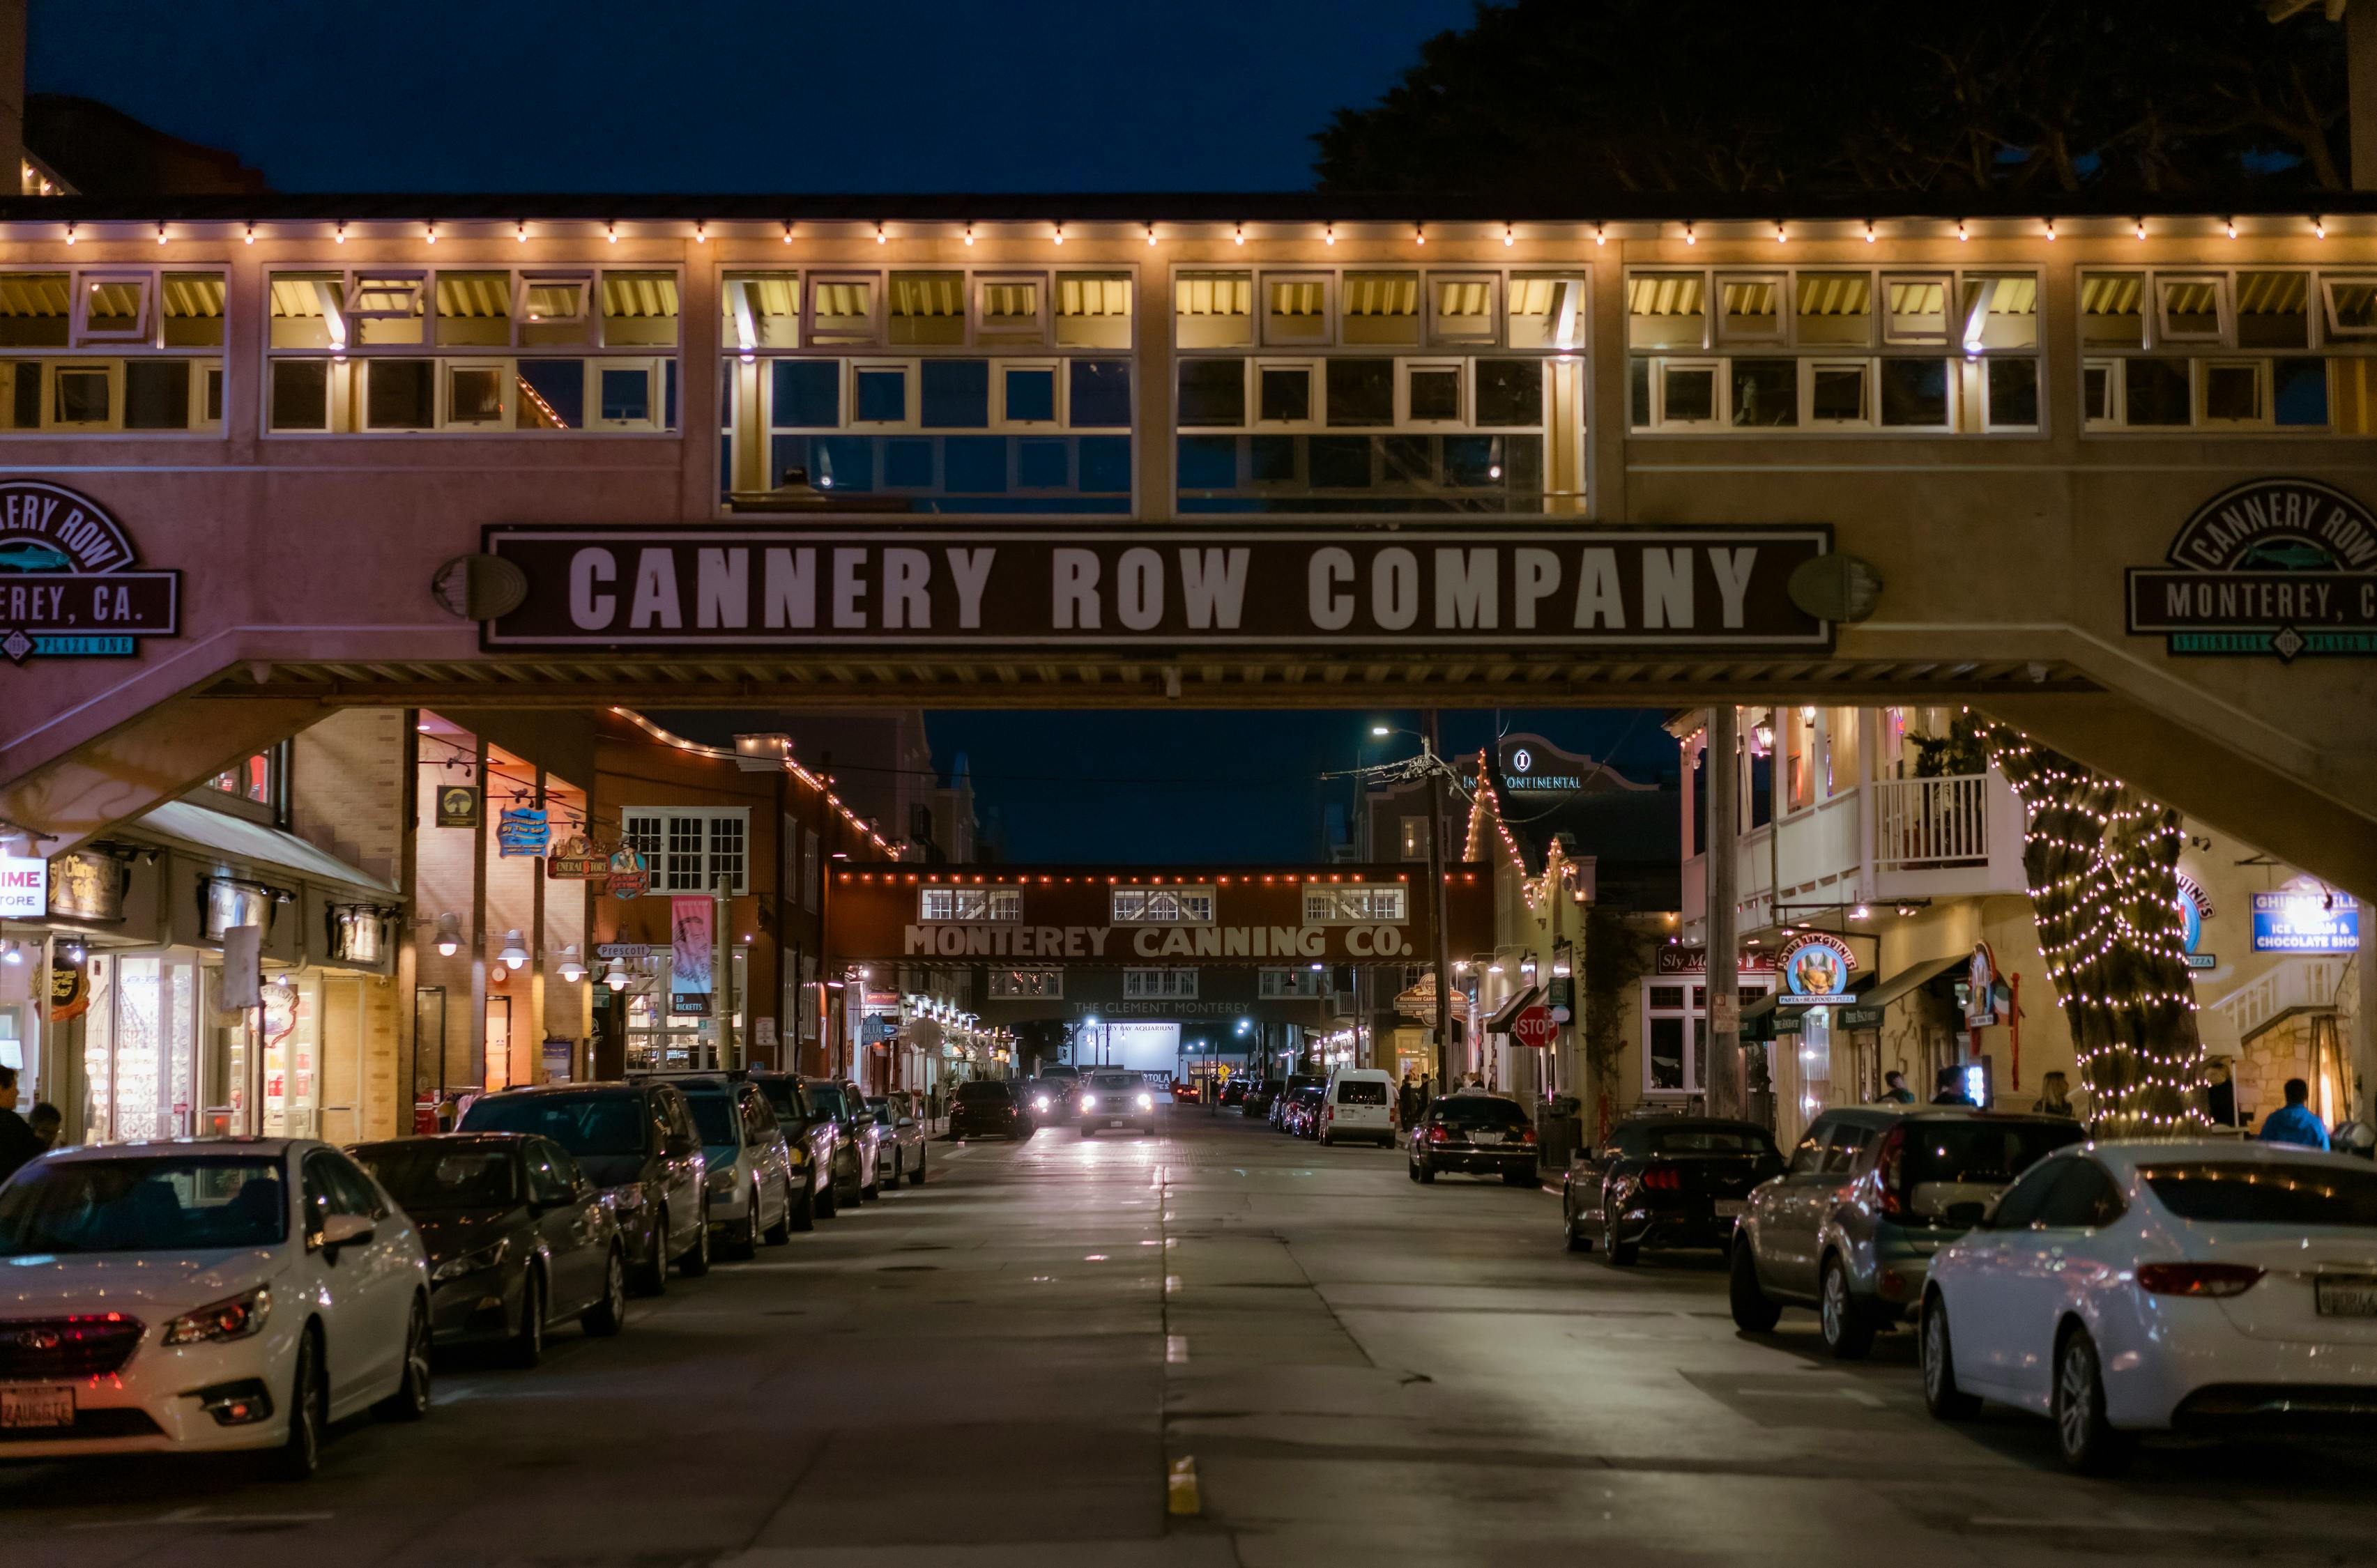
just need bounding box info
[1849,954,1966,1014]
[1483,984,1545,1035]
[132,799,398,898]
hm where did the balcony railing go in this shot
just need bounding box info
[1873,774,1991,870]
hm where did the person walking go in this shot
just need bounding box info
[1929,1064,1974,1106]
[27,1102,62,1151]
[0,1067,43,1185]
[1397,1072,1420,1130]
[2030,1070,2077,1117]
[1879,1070,1915,1105]
[2258,1077,2330,1151]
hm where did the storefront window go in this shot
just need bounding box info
[261,976,321,1138]
[82,953,199,1143]
[625,951,744,1072]
[1642,975,1772,1096]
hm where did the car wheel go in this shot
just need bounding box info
[581,1246,628,1338]
[1564,1198,1593,1253]
[631,1212,669,1296]
[678,1205,712,1277]
[1408,1160,1421,1184]
[2054,1327,2137,1476]
[508,1267,547,1369]
[1920,1297,1980,1421]
[725,1185,761,1261]
[908,1152,927,1187]
[763,1180,794,1246]
[816,1170,839,1219]
[789,1174,818,1231]
[1601,1214,1638,1267]
[374,1296,433,1420]
[1819,1255,1876,1360]
[1417,1161,1437,1185]
[268,1327,326,1482]
[1729,1242,1782,1332]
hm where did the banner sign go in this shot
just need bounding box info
[546,836,609,879]
[2126,478,2377,661]
[669,896,714,1015]
[1777,932,1858,1007]
[2251,888,2360,953]
[1653,945,1778,975]
[0,847,46,918]
[496,806,550,858]
[480,525,1833,652]
[0,479,180,665]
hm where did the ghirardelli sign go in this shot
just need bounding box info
[0,480,181,664]
[2126,478,2377,662]
[480,525,1832,652]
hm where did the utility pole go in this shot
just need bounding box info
[1704,707,1742,1119]
[1425,709,1453,1089]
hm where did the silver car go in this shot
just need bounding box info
[681,1079,799,1261]
[867,1091,930,1187]
[1730,1106,2084,1358]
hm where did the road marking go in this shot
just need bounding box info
[1728,1387,1884,1408]
[72,1507,335,1529]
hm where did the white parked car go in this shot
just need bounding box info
[0,1139,431,1478]
[1319,1068,1397,1146]
[1920,1139,2377,1473]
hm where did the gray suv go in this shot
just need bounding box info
[1729,1105,2084,1357]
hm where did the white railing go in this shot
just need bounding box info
[1873,774,1991,870]
[2209,959,2344,1043]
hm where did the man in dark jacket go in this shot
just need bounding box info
[0,1066,45,1184]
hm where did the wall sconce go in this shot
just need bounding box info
[1752,716,1777,754]
[556,944,586,983]
[498,929,530,970]
[434,913,461,957]
[604,958,631,992]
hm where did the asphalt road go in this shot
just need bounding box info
[4,1111,2373,1566]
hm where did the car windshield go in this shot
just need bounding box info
[1430,1096,1531,1127]
[0,1157,289,1254]
[1896,1119,2086,1219]
[1088,1076,1143,1093]
[1336,1079,1389,1105]
[956,1082,1009,1103]
[685,1094,740,1148]
[355,1144,518,1210]
[1647,1126,1773,1155]
[2141,1162,2377,1227]
[754,1078,809,1125]
[460,1093,648,1156]
[808,1083,850,1119]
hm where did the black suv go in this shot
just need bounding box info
[459,1080,711,1293]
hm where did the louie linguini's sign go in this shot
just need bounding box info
[0,479,180,663]
[480,526,1832,651]
[2127,479,2377,661]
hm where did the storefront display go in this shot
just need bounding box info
[81,953,199,1144]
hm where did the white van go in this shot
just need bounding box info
[1320,1068,1397,1146]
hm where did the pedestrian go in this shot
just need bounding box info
[0,1066,43,1185]
[28,1102,62,1150]
[1879,1070,1915,1105]
[2030,1070,2077,1117]
[1929,1064,1973,1106]
[1397,1072,1419,1129]
[2258,1077,2330,1151]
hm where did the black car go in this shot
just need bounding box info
[1241,1083,1279,1118]
[1409,1094,1539,1185]
[1562,1116,1784,1263]
[1221,1080,1248,1108]
[351,1133,627,1367]
[949,1079,1035,1139]
[1269,1075,1324,1128]
[458,1082,710,1294]
[803,1077,879,1201]
[741,1069,835,1224]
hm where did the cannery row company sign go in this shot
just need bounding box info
[2127,478,2377,661]
[479,525,1833,650]
[0,479,179,664]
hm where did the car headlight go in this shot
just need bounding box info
[608,1184,647,1212]
[1138,1093,1154,1110]
[1081,1096,1097,1112]
[164,1285,273,1346]
[1034,1096,1051,1112]
[707,1165,740,1194]
[431,1238,512,1284]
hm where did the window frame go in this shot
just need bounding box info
[1641,975,1774,1096]
[988,969,1062,999]
[918,886,1023,923]
[1878,270,1955,348]
[1713,271,1789,347]
[2319,274,2377,341]
[992,358,1063,430]
[847,358,919,431]
[2153,272,2233,346]
[806,273,881,347]
[1262,272,1333,347]
[1110,884,1216,924]
[441,358,514,431]
[1424,271,1499,346]
[973,272,1049,347]
[1253,358,1319,430]
[1802,358,1872,429]
[1122,967,1200,1000]
[72,272,155,346]
[620,806,751,896]
[1301,884,1409,924]
[1399,359,1468,428]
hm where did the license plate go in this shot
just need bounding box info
[1714,1199,1746,1217]
[0,1385,75,1429]
[1108,1119,1126,1128]
[1472,1132,1504,1145]
[2315,1275,2377,1317]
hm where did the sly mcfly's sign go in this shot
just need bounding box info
[480,526,1832,650]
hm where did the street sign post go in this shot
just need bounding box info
[1511,1005,1557,1049]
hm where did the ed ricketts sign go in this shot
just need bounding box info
[480,525,1832,651]
[0,479,179,664]
[2127,478,2377,661]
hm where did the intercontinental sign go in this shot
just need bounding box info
[481,525,1832,650]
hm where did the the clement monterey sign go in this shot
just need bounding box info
[481,525,1832,650]
[2127,478,2377,661]
[0,480,180,664]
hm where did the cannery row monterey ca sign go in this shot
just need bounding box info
[0,480,180,664]
[2127,478,2377,661]
[480,526,1833,650]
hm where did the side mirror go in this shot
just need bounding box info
[664,1133,696,1160]
[898,1116,917,1129]
[318,1212,375,1254]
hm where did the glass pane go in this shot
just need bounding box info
[1474,358,1543,425]
[888,271,965,346]
[1258,366,1310,423]
[855,367,907,423]
[1664,366,1715,422]
[122,360,190,429]
[978,279,1042,339]
[161,272,227,348]
[2080,272,2145,348]
[1796,273,1872,346]
[1340,270,1419,346]
[1175,272,1251,348]
[1958,274,2038,351]
[53,365,108,423]
[810,279,875,342]
[1628,273,1706,351]
[521,277,592,346]
[1265,276,1329,344]
[599,367,652,423]
[2157,276,2224,339]
[920,359,988,428]
[1628,358,1650,428]
[1731,360,1796,426]
[366,359,434,429]
[602,272,679,347]
[2330,279,2377,334]
[1177,359,1245,426]
[448,365,503,422]
[1068,360,1131,427]
[771,359,839,427]
[2235,271,2309,350]
[434,271,510,346]
[1882,275,1948,341]
[2123,358,2192,426]
[1810,363,1865,422]
[268,272,344,350]
[1506,273,1584,350]
[516,360,584,429]
[1878,359,1948,426]
[722,272,800,351]
[270,358,330,429]
[2203,363,2261,422]
[1002,366,1055,422]
[1408,367,1461,422]
[2083,364,2113,422]
[0,272,70,347]
[1325,358,1393,426]
[1717,275,1782,341]
[1985,358,2039,427]
[1055,272,1131,348]
[351,275,424,346]
[2274,358,2328,426]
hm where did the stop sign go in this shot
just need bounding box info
[1511,1005,1557,1048]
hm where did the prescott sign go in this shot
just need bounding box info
[481,525,1832,651]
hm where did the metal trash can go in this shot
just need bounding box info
[1536,1094,1584,1173]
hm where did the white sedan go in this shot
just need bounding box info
[1920,1139,2377,1473]
[0,1139,432,1478]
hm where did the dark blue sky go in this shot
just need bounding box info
[926,709,1676,863]
[30,0,1475,192]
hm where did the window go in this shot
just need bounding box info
[1265,275,1330,345]
[1715,274,1785,345]
[1341,271,1420,346]
[1123,968,1199,999]
[723,271,801,351]
[1111,885,1215,923]
[889,271,967,346]
[0,268,223,433]
[621,808,749,895]
[1302,884,1407,923]
[1177,271,1253,348]
[1628,272,1707,351]
[1055,272,1131,349]
[1400,816,1429,860]
[1795,273,1872,347]
[1258,968,1325,999]
[206,748,280,808]
[988,969,1062,999]
[1642,974,1773,1095]
[1506,273,1584,351]
[2035,1159,2126,1229]
[919,886,1023,922]
[975,275,1044,344]
[2080,268,2365,434]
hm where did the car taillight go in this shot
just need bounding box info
[1428,1125,1449,1144]
[1519,1126,1538,1144]
[2137,1262,2265,1298]
[1323,1106,1334,1121]
[1642,1164,1681,1191]
[1873,1124,1906,1218]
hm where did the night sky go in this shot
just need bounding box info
[29,0,1475,193]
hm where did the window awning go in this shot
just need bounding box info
[131,799,399,899]
[1849,954,1966,1013]
[1484,984,1545,1034]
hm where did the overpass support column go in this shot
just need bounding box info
[1704,707,1742,1121]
